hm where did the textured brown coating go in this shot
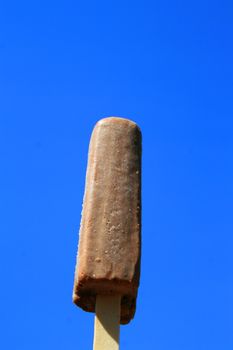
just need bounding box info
[73,117,141,324]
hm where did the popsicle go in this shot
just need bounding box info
[73,117,141,339]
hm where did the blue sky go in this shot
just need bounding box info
[1,1,233,349]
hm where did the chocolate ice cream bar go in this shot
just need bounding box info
[73,117,141,324]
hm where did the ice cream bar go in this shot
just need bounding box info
[73,117,141,324]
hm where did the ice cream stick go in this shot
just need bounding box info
[93,295,121,350]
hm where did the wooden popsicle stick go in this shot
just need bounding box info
[93,295,121,350]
